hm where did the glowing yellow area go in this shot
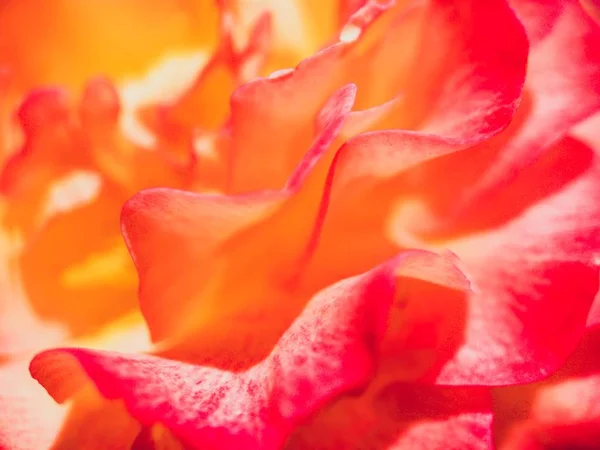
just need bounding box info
[61,241,137,289]
[73,311,152,353]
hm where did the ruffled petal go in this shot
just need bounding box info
[160,11,272,133]
[411,0,600,234]
[300,128,490,295]
[227,0,527,193]
[121,84,356,345]
[30,250,470,450]
[434,136,600,385]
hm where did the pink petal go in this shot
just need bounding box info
[405,0,527,138]
[288,385,493,450]
[435,136,600,385]
[495,326,600,449]
[227,0,527,193]
[422,0,600,229]
[30,251,469,450]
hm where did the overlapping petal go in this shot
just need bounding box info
[0,0,596,448]
[411,0,600,234]
[121,84,356,347]
[31,250,470,450]
[227,0,527,192]
[437,136,600,384]
[0,74,199,339]
[494,325,600,449]
[288,385,493,450]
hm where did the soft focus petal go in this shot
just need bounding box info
[581,0,600,22]
[158,10,273,136]
[0,358,67,450]
[222,0,340,73]
[1,312,150,450]
[0,0,219,91]
[0,220,66,355]
[50,387,141,450]
[0,78,191,338]
[30,250,469,449]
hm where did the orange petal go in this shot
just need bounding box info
[0,216,66,355]
[222,0,340,73]
[0,0,219,92]
[227,0,396,193]
[164,13,272,132]
[51,387,141,450]
[121,85,356,350]
[1,78,188,339]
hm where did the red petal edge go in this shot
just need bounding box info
[30,250,470,450]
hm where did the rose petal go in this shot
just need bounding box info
[298,130,599,387]
[0,88,93,231]
[0,78,193,339]
[0,358,67,450]
[0,222,66,355]
[402,0,527,138]
[227,0,527,192]
[0,0,219,91]
[222,0,340,74]
[162,13,272,133]
[494,326,600,449]
[30,250,469,450]
[415,0,600,232]
[121,84,356,345]
[287,385,493,450]
[50,387,141,450]
[434,136,600,385]
[581,0,600,23]
[226,0,393,193]
[299,129,487,294]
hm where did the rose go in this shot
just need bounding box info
[1,0,599,449]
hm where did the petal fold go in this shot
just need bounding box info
[31,250,470,449]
